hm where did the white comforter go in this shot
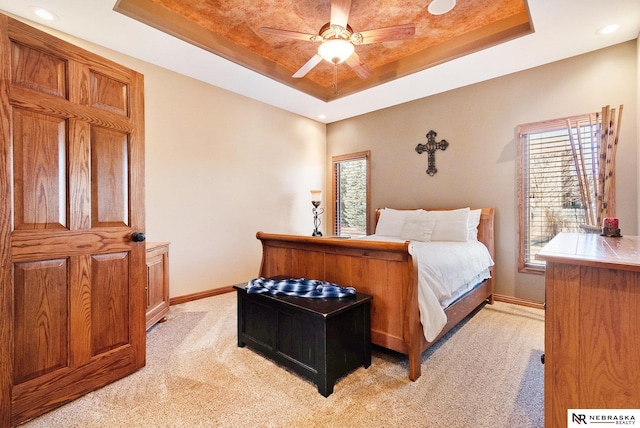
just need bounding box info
[354,235,494,341]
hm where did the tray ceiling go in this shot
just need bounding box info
[115,0,533,101]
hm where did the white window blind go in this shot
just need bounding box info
[518,115,599,270]
[332,152,370,237]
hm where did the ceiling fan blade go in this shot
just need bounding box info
[293,54,323,78]
[345,53,371,79]
[351,24,415,45]
[260,27,320,42]
[330,0,352,29]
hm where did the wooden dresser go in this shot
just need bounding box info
[536,233,640,428]
[145,242,171,330]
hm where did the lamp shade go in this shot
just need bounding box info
[310,190,322,202]
[317,39,354,64]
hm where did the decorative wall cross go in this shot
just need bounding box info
[415,130,449,176]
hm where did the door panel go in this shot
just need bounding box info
[0,15,146,426]
[90,252,130,355]
[89,71,129,116]
[91,127,129,227]
[13,259,69,385]
[10,40,66,98]
[12,109,67,230]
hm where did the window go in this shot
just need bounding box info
[518,114,600,272]
[332,151,370,237]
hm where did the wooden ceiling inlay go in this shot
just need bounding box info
[115,0,533,101]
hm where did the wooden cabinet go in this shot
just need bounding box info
[146,242,170,330]
[537,233,640,428]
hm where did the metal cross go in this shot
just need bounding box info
[415,130,449,176]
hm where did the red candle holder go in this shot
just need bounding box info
[601,217,621,237]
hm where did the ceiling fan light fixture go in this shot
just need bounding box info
[318,39,354,64]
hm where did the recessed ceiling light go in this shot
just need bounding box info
[318,114,327,120]
[596,24,620,35]
[28,6,59,21]
[428,0,456,16]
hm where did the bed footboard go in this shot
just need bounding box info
[255,232,422,373]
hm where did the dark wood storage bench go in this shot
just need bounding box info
[234,282,372,397]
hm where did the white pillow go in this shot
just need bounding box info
[400,212,436,242]
[375,208,408,237]
[468,209,482,241]
[426,208,471,242]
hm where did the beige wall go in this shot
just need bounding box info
[327,40,638,303]
[142,72,326,296]
[14,17,327,298]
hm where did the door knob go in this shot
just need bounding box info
[131,232,146,242]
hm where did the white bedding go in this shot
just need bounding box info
[353,235,494,341]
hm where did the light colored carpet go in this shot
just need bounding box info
[21,293,545,428]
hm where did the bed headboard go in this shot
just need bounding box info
[373,207,495,262]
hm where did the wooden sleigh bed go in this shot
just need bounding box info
[255,207,495,381]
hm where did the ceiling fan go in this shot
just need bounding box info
[259,0,416,85]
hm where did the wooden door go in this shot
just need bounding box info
[0,16,146,426]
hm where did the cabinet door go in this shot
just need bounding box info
[0,16,146,426]
[545,262,581,428]
[545,262,640,428]
[146,243,170,329]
